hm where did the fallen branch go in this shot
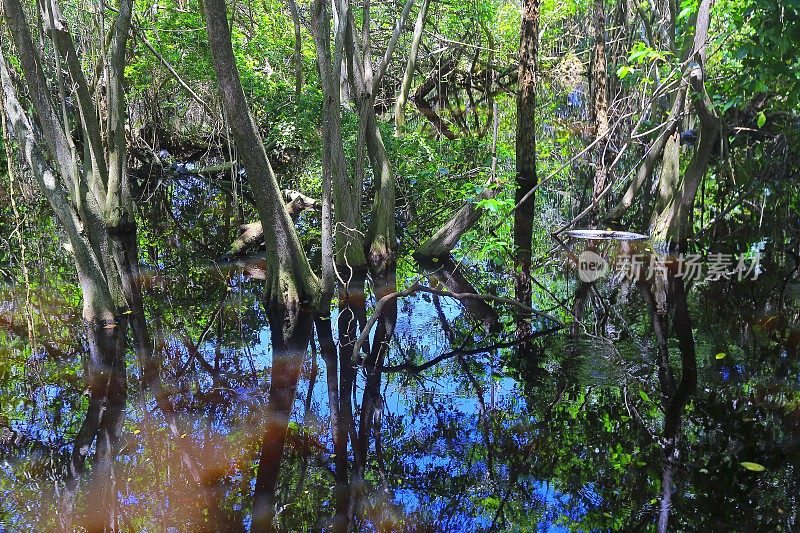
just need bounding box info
[414,176,499,259]
[226,190,321,256]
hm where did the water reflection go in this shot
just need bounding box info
[2,233,799,531]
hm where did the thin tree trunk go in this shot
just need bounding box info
[337,0,412,279]
[287,0,303,99]
[2,0,225,529]
[313,0,368,274]
[605,83,687,222]
[202,2,321,528]
[514,0,540,309]
[202,0,319,314]
[365,113,397,279]
[649,0,718,249]
[394,0,430,130]
[0,4,135,527]
[590,0,609,219]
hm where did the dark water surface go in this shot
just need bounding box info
[1,213,798,531]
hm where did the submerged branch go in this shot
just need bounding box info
[381,326,560,374]
[352,282,563,362]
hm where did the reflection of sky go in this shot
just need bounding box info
[3,274,590,530]
[283,291,588,529]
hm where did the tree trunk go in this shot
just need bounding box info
[0,2,135,527]
[649,0,718,249]
[590,0,609,219]
[312,0,369,275]
[287,0,303,99]
[336,0,412,280]
[394,0,430,130]
[514,0,540,308]
[202,0,320,316]
[203,1,321,528]
[365,113,397,280]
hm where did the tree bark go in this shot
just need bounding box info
[605,83,688,222]
[336,0,412,279]
[590,0,609,218]
[414,177,500,259]
[312,0,368,274]
[0,1,136,528]
[287,0,303,99]
[514,0,540,308]
[364,113,397,279]
[649,0,719,249]
[202,1,321,529]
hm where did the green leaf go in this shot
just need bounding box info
[757,111,766,128]
[740,461,766,471]
[677,5,694,20]
[616,65,635,79]
[715,352,727,359]
[638,390,651,403]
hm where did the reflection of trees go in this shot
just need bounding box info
[5,226,798,532]
[6,200,800,532]
[502,253,800,531]
[640,273,697,532]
